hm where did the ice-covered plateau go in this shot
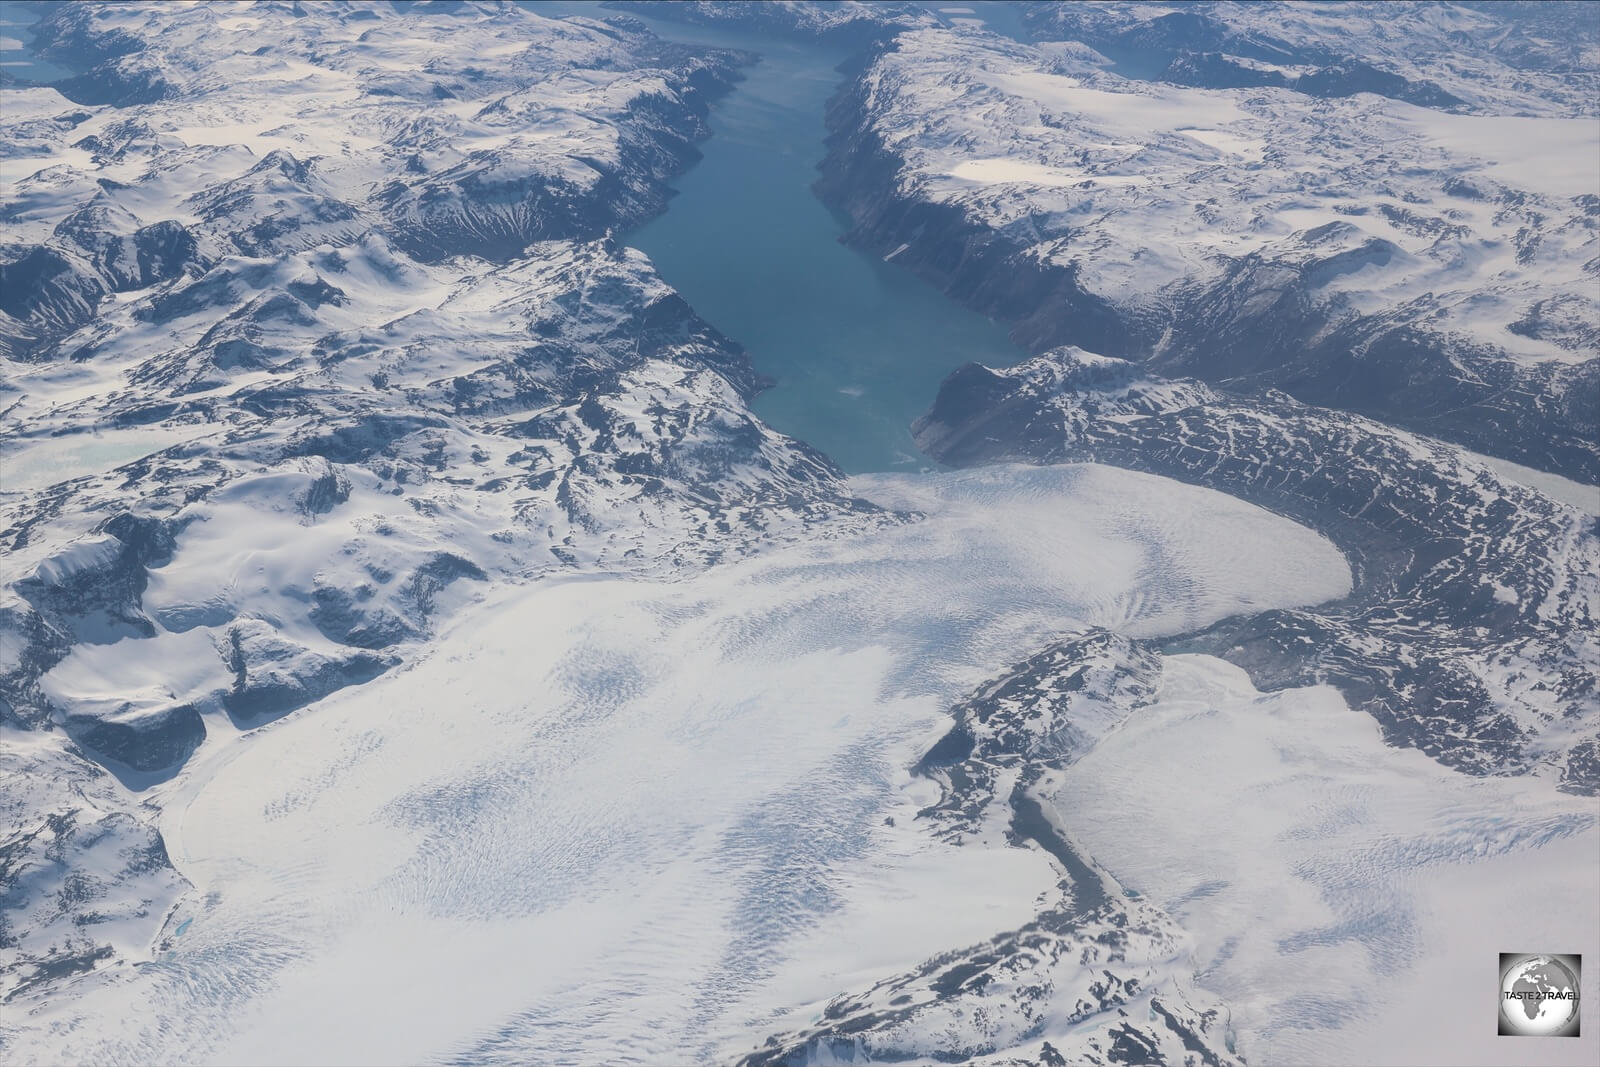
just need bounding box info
[2,2,1598,1066]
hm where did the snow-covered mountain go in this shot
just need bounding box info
[1,0,890,758]
[3,2,1595,1065]
[915,346,1600,792]
[817,8,1600,480]
[1021,0,1600,116]
[805,0,1599,795]
[606,0,939,46]
[2,0,888,1011]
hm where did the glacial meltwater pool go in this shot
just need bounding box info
[542,2,1031,473]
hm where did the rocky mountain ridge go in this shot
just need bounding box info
[815,13,1600,481]
[747,630,1243,1067]
[914,346,1599,794]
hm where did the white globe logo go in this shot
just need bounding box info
[1501,956,1580,1036]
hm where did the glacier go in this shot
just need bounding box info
[3,2,1597,1064]
[5,464,1352,1063]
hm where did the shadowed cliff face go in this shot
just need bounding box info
[813,24,1600,483]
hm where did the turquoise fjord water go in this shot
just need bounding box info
[537,2,1030,474]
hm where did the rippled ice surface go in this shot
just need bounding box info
[10,464,1353,1064]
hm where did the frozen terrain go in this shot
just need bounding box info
[3,464,1351,1064]
[3,3,1597,1065]
[817,5,1600,479]
[914,346,1600,792]
[1055,653,1600,1067]
[0,0,883,1030]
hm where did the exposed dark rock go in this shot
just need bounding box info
[746,630,1240,1066]
[913,348,1599,791]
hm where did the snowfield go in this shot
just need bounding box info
[819,11,1600,481]
[4,3,1596,1064]
[5,463,1350,1064]
[860,28,1598,365]
[1056,654,1600,1067]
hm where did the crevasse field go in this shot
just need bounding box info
[10,463,1367,1063]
